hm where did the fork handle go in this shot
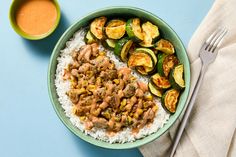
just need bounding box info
[169,65,207,157]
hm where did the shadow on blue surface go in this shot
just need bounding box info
[21,12,70,58]
[69,132,143,157]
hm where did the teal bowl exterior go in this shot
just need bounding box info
[48,7,190,149]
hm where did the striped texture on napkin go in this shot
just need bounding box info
[139,0,236,156]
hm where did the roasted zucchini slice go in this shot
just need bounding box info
[148,82,162,97]
[169,64,185,90]
[139,35,153,47]
[114,37,129,56]
[155,39,175,54]
[143,66,155,74]
[120,40,133,61]
[158,54,179,77]
[139,21,159,47]
[135,48,157,65]
[102,39,116,50]
[136,67,149,75]
[151,73,171,89]
[133,48,157,75]
[114,38,133,61]
[161,89,180,114]
[126,18,144,42]
[105,19,126,39]
[90,16,107,40]
[134,48,157,75]
[84,31,97,44]
[143,21,159,40]
[136,66,154,75]
[128,52,153,68]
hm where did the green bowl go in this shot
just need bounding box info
[9,0,61,40]
[48,7,190,149]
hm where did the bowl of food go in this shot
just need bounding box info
[9,0,61,40]
[48,7,190,149]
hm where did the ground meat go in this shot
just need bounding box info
[123,83,137,98]
[66,43,158,133]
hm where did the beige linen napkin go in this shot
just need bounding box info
[140,0,236,156]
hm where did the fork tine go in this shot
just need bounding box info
[206,28,222,44]
[206,28,225,51]
[211,28,227,52]
[205,28,222,50]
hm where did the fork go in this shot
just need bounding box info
[169,28,228,157]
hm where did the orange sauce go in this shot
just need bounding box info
[16,0,58,36]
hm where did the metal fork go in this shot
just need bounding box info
[169,28,228,157]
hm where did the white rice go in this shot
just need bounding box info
[55,28,170,143]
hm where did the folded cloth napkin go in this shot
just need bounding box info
[139,0,236,156]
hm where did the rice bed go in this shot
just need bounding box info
[55,28,170,143]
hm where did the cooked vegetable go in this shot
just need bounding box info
[114,37,129,56]
[105,19,126,39]
[144,94,153,101]
[119,99,127,111]
[101,109,111,119]
[120,40,133,61]
[133,108,143,119]
[126,18,144,42]
[169,64,185,90]
[161,89,180,113]
[102,39,116,50]
[135,48,157,65]
[143,66,155,74]
[136,67,149,75]
[158,54,179,77]
[139,21,159,47]
[128,52,153,68]
[136,66,154,75]
[151,73,171,89]
[84,31,97,44]
[139,35,153,47]
[132,48,157,75]
[114,37,133,61]
[90,16,107,40]
[155,39,175,54]
[157,52,163,60]
[148,82,162,97]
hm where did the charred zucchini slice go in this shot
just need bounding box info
[143,66,155,74]
[143,21,160,40]
[155,39,175,54]
[148,82,162,97]
[114,37,129,56]
[169,64,185,90]
[136,67,149,75]
[102,39,116,50]
[126,18,144,42]
[139,21,159,47]
[120,40,133,61]
[135,48,157,65]
[151,73,171,89]
[158,54,179,77]
[161,89,180,114]
[128,52,153,68]
[136,66,154,75]
[84,31,97,44]
[90,16,107,40]
[139,35,153,47]
[105,19,126,39]
[132,48,157,75]
[157,53,167,75]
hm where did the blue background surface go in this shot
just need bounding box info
[0,0,214,157]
